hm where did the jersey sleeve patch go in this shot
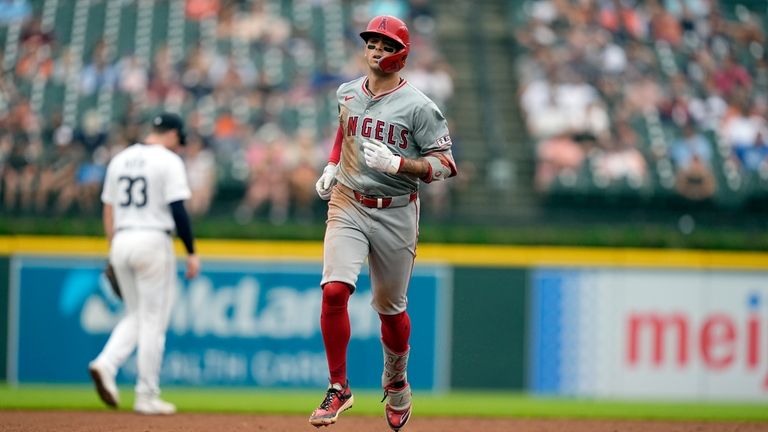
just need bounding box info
[434,134,452,149]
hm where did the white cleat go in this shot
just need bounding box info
[134,397,177,415]
[88,361,119,408]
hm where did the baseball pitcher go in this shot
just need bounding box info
[309,15,457,432]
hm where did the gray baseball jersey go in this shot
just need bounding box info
[335,76,455,196]
[322,76,456,314]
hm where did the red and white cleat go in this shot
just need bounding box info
[309,381,354,427]
[383,383,412,431]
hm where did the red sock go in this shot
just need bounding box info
[380,311,411,354]
[321,282,352,385]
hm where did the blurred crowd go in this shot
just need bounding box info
[0,0,456,223]
[515,0,767,204]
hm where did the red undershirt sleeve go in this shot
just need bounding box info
[329,125,343,165]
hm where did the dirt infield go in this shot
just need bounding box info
[1,411,767,432]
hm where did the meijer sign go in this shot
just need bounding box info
[530,268,768,401]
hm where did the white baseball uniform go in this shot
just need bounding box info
[94,142,191,399]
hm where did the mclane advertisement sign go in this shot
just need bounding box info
[9,256,451,390]
[530,268,768,401]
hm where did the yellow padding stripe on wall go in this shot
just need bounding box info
[1,236,767,270]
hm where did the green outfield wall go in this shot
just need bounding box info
[451,267,527,389]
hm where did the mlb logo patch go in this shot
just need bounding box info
[435,135,452,148]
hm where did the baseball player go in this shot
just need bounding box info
[88,113,200,415]
[309,15,457,431]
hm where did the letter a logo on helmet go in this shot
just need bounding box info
[360,15,410,73]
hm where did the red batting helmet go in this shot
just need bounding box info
[359,15,410,73]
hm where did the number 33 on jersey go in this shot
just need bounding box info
[101,144,191,231]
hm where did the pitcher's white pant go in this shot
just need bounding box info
[94,229,176,398]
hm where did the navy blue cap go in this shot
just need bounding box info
[152,112,186,146]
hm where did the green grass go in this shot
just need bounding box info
[1,385,767,421]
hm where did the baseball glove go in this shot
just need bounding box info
[104,262,122,300]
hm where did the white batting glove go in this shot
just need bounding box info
[315,163,338,200]
[362,140,402,174]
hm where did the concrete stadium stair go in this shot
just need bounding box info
[434,0,538,223]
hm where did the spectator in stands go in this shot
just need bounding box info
[184,133,217,216]
[209,53,257,91]
[582,100,611,141]
[214,0,238,40]
[117,54,148,95]
[73,149,108,215]
[575,2,603,28]
[20,15,54,47]
[2,134,38,212]
[180,43,215,99]
[16,17,55,83]
[713,53,752,98]
[731,7,765,49]
[404,51,454,113]
[287,129,324,222]
[211,108,243,163]
[623,38,657,76]
[235,0,290,46]
[721,99,767,157]
[559,69,599,119]
[675,153,717,201]
[51,46,77,87]
[185,108,215,145]
[598,0,647,41]
[600,32,629,76]
[409,0,436,37]
[186,0,219,21]
[671,121,712,168]
[524,83,572,139]
[624,74,663,116]
[146,45,182,106]
[671,122,716,200]
[649,1,682,47]
[34,126,80,212]
[0,75,16,134]
[17,15,55,85]
[754,57,768,94]
[74,110,108,156]
[688,81,727,131]
[7,94,40,138]
[663,0,710,19]
[590,122,648,187]
[57,110,107,215]
[2,96,43,214]
[80,41,118,96]
[235,124,290,225]
[658,74,696,127]
[733,131,768,174]
[535,133,586,192]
